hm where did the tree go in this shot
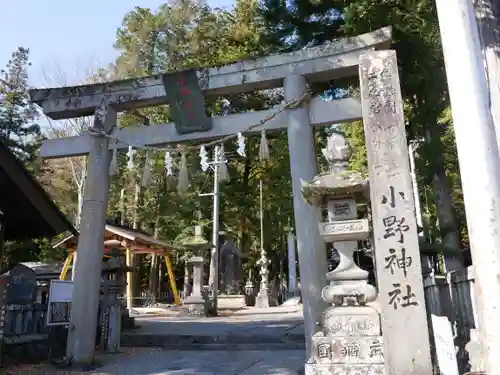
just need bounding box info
[0,47,41,164]
[260,0,466,271]
[37,62,115,229]
[0,48,66,268]
[260,0,344,51]
[102,0,296,300]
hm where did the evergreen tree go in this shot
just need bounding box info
[103,0,293,294]
[0,47,41,163]
[260,0,345,51]
[260,0,466,268]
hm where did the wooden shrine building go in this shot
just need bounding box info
[0,140,76,267]
[53,223,182,307]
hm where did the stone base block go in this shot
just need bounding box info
[256,290,270,308]
[183,296,208,316]
[305,363,385,375]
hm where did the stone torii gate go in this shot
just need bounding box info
[31,27,391,365]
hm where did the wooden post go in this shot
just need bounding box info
[125,247,133,313]
[360,50,432,375]
[163,252,181,305]
[59,252,73,280]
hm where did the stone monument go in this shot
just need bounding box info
[301,132,385,375]
[100,255,132,352]
[360,51,432,374]
[220,240,245,295]
[182,226,211,316]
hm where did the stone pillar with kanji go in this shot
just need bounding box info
[301,132,385,375]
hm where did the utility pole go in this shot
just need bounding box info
[287,231,297,297]
[409,141,435,273]
[435,1,500,374]
[200,145,221,314]
[211,146,220,313]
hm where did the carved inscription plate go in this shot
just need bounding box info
[327,199,356,221]
[313,335,385,365]
[319,219,370,242]
[322,307,380,337]
[360,50,432,375]
[333,202,351,216]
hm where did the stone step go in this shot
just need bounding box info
[121,333,306,351]
[123,342,306,351]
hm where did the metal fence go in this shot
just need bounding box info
[3,303,48,344]
[423,266,477,373]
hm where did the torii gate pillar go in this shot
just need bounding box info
[66,105,116,365]
[285,75,328,354]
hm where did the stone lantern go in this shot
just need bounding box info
[244,269,256,307]
[182,225,212,316]
[301,132,385,375]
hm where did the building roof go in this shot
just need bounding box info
[0,141,77,241]
[53,223,182,253]
[20,262,63,275]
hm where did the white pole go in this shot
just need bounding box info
[210,146,220,313]
[260,180,265,259]
[409,141,424,238]
[436,1,500,373]
[287,231,297,296]
[474,0,500,153]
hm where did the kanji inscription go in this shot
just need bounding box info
[360,50,432,375]
[384,248,412,277]
[162,70,212,134]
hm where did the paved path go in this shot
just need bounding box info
[6,348,305,375]
[123,305,305,349]
[6,305,306,375]
[131,306,304,336]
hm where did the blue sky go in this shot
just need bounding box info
[0,0,234,87]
